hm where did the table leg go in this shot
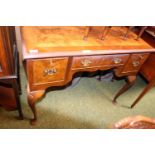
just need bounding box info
[27,85,45,125]
[113,75,136,104]
[131,79,155,108]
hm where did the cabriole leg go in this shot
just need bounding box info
[27,85,45,125]
[113,75,136,104]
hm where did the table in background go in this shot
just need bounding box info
[0,26,23,119]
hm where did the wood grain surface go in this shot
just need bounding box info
[21,26,155,59]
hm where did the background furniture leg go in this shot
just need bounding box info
[113,75,136,104]
[131,79,155,108]
[12,79,23,120]
[100,26,111,40]
[124,26,134,39]
[83,26,91,40]
[17,51,22,94]
[136,26,148,40]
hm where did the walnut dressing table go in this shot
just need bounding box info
[20,26,155,125]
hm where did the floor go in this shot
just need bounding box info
[0,67,155,129]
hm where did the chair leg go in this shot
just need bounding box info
[131,79,155,108]
[124,26,134,39]
[136,26,147,40]
[83,26,91,40]
[100,26,111,40]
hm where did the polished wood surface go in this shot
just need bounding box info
[114,115,155,129]
[21,26,155,125]
[21,26,154,59]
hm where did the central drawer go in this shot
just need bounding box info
[31,57,68,85]
[71,54,129,70]
[71,55,101,69]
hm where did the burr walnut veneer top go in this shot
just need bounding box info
[21,26,155,59]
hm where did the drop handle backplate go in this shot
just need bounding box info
[43,68,57,76]
[132,61,140,67]
[113,57,122,64]
[81,59,92,67]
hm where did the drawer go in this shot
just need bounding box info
[100,54,129,66]
[121,53,150,73]
[71,56,101,69]
[71,54,129,70]
[31,57,68,85]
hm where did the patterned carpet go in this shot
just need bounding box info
[0,67,155,128]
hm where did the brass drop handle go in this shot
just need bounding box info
[113,57,122,64]
[81,59,92,67]
[43,68,57,76]
[132,61,140,67]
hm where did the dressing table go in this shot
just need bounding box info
[20,26,155,125]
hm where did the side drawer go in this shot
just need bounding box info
[121,53,150,74]
[30,57,68,85]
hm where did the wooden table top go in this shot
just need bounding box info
[21,26,155,59]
